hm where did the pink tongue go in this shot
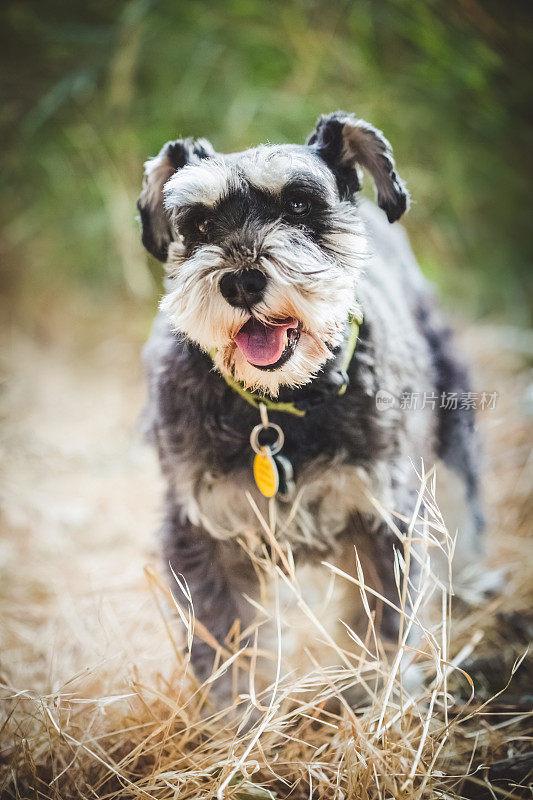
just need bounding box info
[235,318,295,366]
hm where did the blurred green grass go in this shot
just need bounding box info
[1,0,531,323]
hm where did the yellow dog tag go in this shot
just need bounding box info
[253,447,279,498]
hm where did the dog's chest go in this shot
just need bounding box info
[172,456,390,556]
[152,321,436,552]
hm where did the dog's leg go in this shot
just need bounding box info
[160,495,258,707]
[350,508,419,643]
[420,305,486,564]
[340,491,429,698]
[431,332,504,600]
[414,302,503,602]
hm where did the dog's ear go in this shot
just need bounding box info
[137,137,215,261]
[306,111,409,222]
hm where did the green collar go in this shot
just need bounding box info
[210,312,363,417]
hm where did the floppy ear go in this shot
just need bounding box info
[137,137,215,261]
[306,111,409,222]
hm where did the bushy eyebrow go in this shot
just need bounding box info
[164,159,237,209]
[280,175,333,203]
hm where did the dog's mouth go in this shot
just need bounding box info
[234,317,301,371]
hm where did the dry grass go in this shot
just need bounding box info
[1,300,532,799]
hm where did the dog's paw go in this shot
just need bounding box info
[453,563,506,605]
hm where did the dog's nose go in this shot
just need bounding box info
[219,269,267,307]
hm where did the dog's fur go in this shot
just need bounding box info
[138,112,484,702]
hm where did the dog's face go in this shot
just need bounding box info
[138,112,408,396]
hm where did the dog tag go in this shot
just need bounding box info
[253,447,279,498]
[273,453,295,501]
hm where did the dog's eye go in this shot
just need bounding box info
[286,197,311,217]
[193,217,214,242]
[196,218,211,235]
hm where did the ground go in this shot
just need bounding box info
[0,296,532,799]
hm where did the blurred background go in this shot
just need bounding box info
[1,0,532,326]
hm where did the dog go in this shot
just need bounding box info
[137,111,485,706]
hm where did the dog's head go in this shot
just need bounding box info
[138,112,409,396]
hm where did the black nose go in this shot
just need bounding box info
[219,269,267,307]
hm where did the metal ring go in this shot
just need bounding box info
[259,402,269,428]
[250,422,284,455]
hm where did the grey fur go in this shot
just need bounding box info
[138,114,483,702]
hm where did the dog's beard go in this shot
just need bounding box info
[160,215,365,396]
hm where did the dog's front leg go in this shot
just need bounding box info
[338,516,426,707]
[160,496,257,707]
[346,493,426,644]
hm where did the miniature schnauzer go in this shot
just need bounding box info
[138,112,484,704]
